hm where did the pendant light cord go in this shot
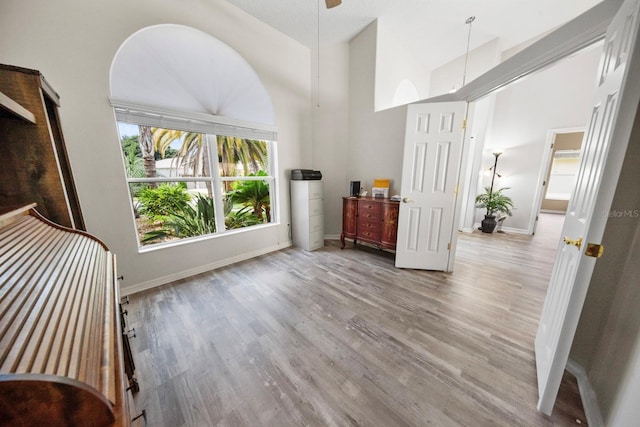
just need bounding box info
[462,16,475,87]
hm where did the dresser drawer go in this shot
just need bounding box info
[358,201,382,223]
[358,217,380,230]
[341,196,399,251]
[358,229,381,242]
[358,201,382,214]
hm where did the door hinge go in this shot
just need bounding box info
[454,184,459,195]
[585,243,604,258]
[462,119,467,129]
[447,243,452,251]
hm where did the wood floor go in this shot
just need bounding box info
[127,213,586,426]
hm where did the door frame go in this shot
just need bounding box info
[530,126,585,234]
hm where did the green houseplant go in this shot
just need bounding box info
[475,152,514,233]
[475,187,514,233]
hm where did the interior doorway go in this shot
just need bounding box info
[541,131,584,214]
[529,129,584,236]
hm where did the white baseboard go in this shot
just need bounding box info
[121,241,292,296]
[324,234,341,240]
[566,358,604,427]
[470,223,530,235]
[499,226,531,235]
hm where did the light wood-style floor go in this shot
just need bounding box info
[128,213,586,426]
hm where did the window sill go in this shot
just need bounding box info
[136,222,280,254]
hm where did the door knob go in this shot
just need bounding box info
[402,197,413,203]
[563,236,583,250]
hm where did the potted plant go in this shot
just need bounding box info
[475,186,514,233]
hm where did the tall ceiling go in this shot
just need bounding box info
[225,0,603,70]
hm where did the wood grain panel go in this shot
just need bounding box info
[341,197,399,251]
[0,64,84,229]
[0,207,129,425]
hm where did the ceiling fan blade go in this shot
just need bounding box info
[325,0,342,9]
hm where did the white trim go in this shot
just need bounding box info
[127,176,274,183]
[121,241,292,295]
[468,223,530,235]
[267,140,280,223]
[137,222,280,253]
[447,103,472,273]
[530,126,585,234]
[324,234,341,240]
[111,99,277,141]
[499,226,531,235]
[566,358,604,427]
[207,134,227,233]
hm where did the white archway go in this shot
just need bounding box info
[110,24,274,126]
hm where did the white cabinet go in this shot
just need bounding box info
[290,180,324,251]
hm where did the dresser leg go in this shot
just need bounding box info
[340,233,345,249]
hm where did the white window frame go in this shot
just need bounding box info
[112,100,279,247]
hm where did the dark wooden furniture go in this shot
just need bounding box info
[0,64,84,230]
[0,205,142,426]
[340,196,399,250]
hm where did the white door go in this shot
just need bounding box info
[396,102,467,271]
[535,0,640,414]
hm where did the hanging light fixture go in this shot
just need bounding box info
[462,16,475,88]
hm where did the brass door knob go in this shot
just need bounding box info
[563,236,583,250]
[402,197,413,203]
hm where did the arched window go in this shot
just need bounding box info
[110,24,277,248]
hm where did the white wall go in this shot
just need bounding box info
[0,0,312,294]
[375,21,430,111]
[429,39,502,97]
[310,43,350,237]
[348,22,407,204]
[477,44,602,232]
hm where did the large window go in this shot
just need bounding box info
[117,121,276,247]
[545,149,580,201]
[110,25,278,249]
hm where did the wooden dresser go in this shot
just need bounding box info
[340,197,400,251]
[0,205,143,426]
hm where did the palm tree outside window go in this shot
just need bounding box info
[117,122,275,247]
